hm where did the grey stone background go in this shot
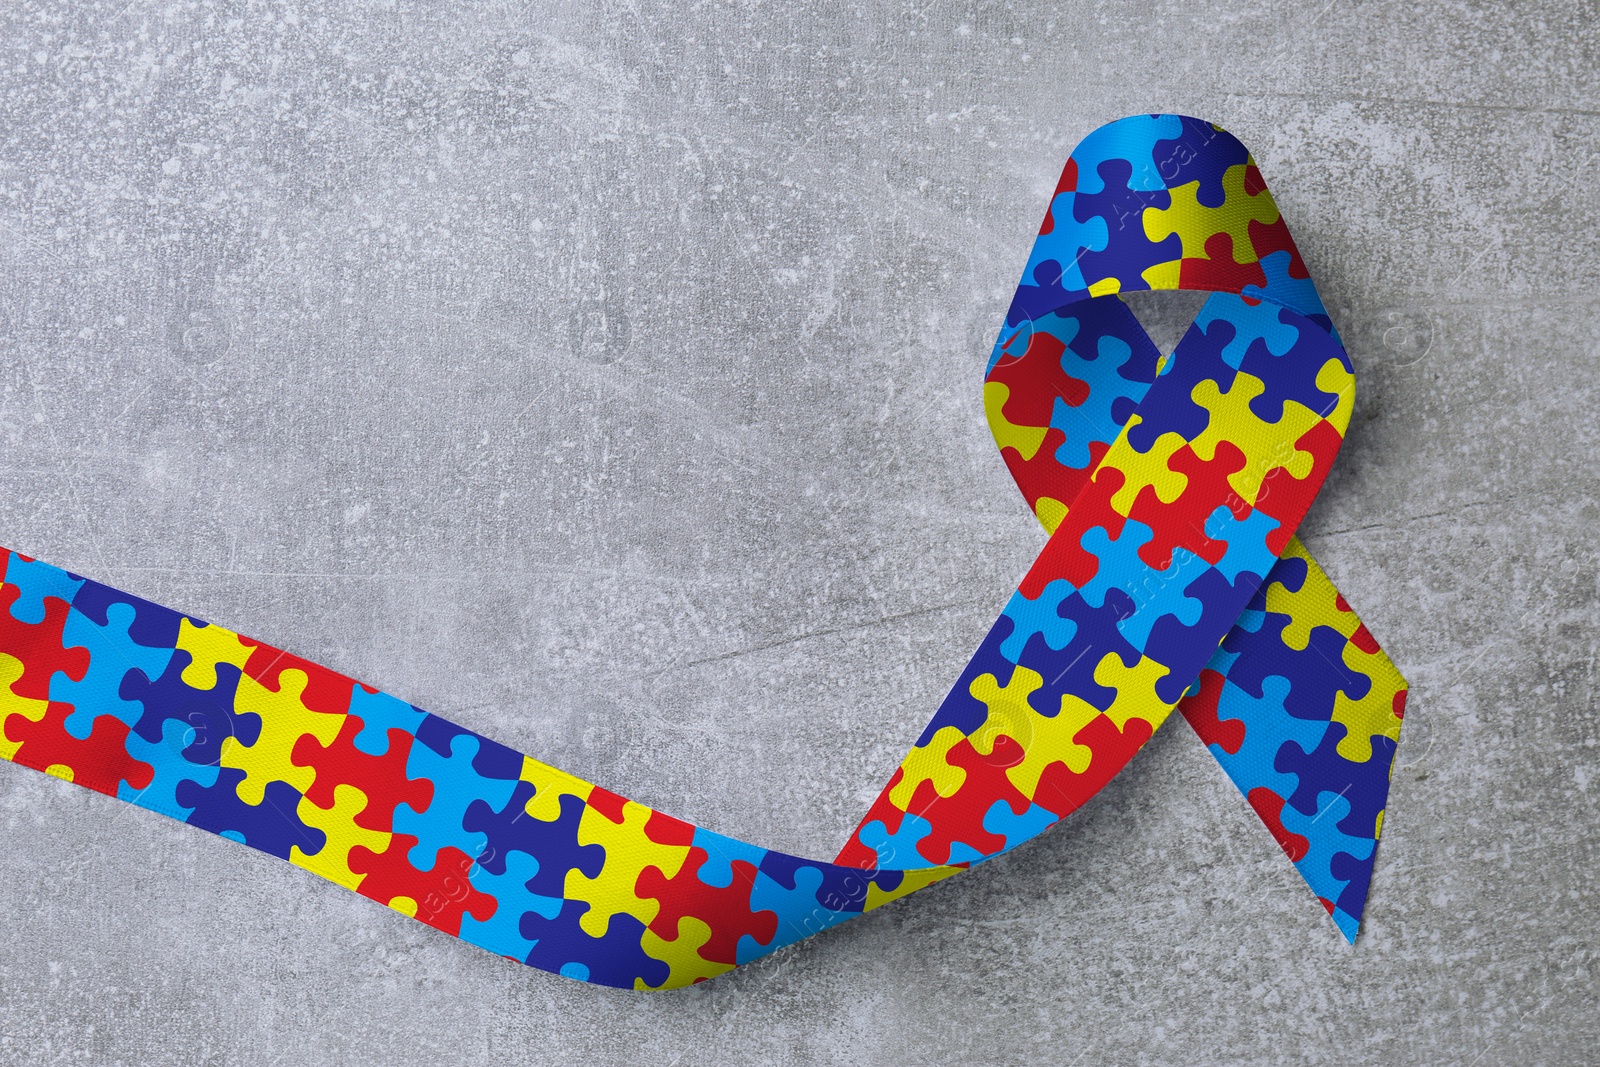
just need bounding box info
[0,0,1595,1063]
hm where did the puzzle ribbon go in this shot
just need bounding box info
[0,114,1405,989]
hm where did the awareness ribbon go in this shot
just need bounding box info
[0,115,1406,989]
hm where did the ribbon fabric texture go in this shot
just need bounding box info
[0,115,1405,990]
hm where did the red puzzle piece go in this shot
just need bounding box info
[4,701,153,798]
[244,643,357,716]
[291,715,432,834]
[637,850,778,967]
[1177,668,1245,755]
[1127,440,1252,571]
[349,833,496,937]
[0,585,89,700]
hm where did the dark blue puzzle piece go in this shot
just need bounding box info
[1330,848,1375,919]
[1151,115,1252,207]
[913,613,1020,745]
[1125,314,1240,452]
[756,851,875,914]
[1237,309,1347,423]
[1222,615,1373,721]
[1275,722,1396,839]
[521,902,670,990]
[461,784,606,896]
[1250,552,1310,613]
[124,656,260,766]
[1006,267,1091,331]
[1144,567,1264,705]
[1017,588,1144,715]
[1073,159,1182,291]
[414,715,525,781]
[70,581,184,649]
[1062,297,1164,428]
[175,768,325,860]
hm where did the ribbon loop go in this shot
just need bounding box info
[839,116,1404,942]
[0,115,1404,988]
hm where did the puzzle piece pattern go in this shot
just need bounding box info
[0,115,1405,989]
[842,114,1405,942]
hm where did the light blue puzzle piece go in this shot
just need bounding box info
[1207,675,1329,801]
[1124,548,1209,650]
[396,733,518,871]
[980,799,1059,857]
[1069,113,1183,194]
[853,811,936,872]
[1242,250,1329,324]
[460,851,562,961]
[735,866,856,963]
[999,580,1081,663]
[1076,521,1207,650]
[4,554,84,623]
[944,841,987,865]
[1279,790,1376,918]
[1194,291,1302,369]
[119,717,220,820]
[1075,520,1155,611]
[1050,334,1151,470]
[1021,200,1109,295]
[348,686,426,757]
[1203,506,1283,585]
[691,826,769,889]
[52,603,172,739]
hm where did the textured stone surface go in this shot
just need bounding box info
[0,1,1596,1063]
